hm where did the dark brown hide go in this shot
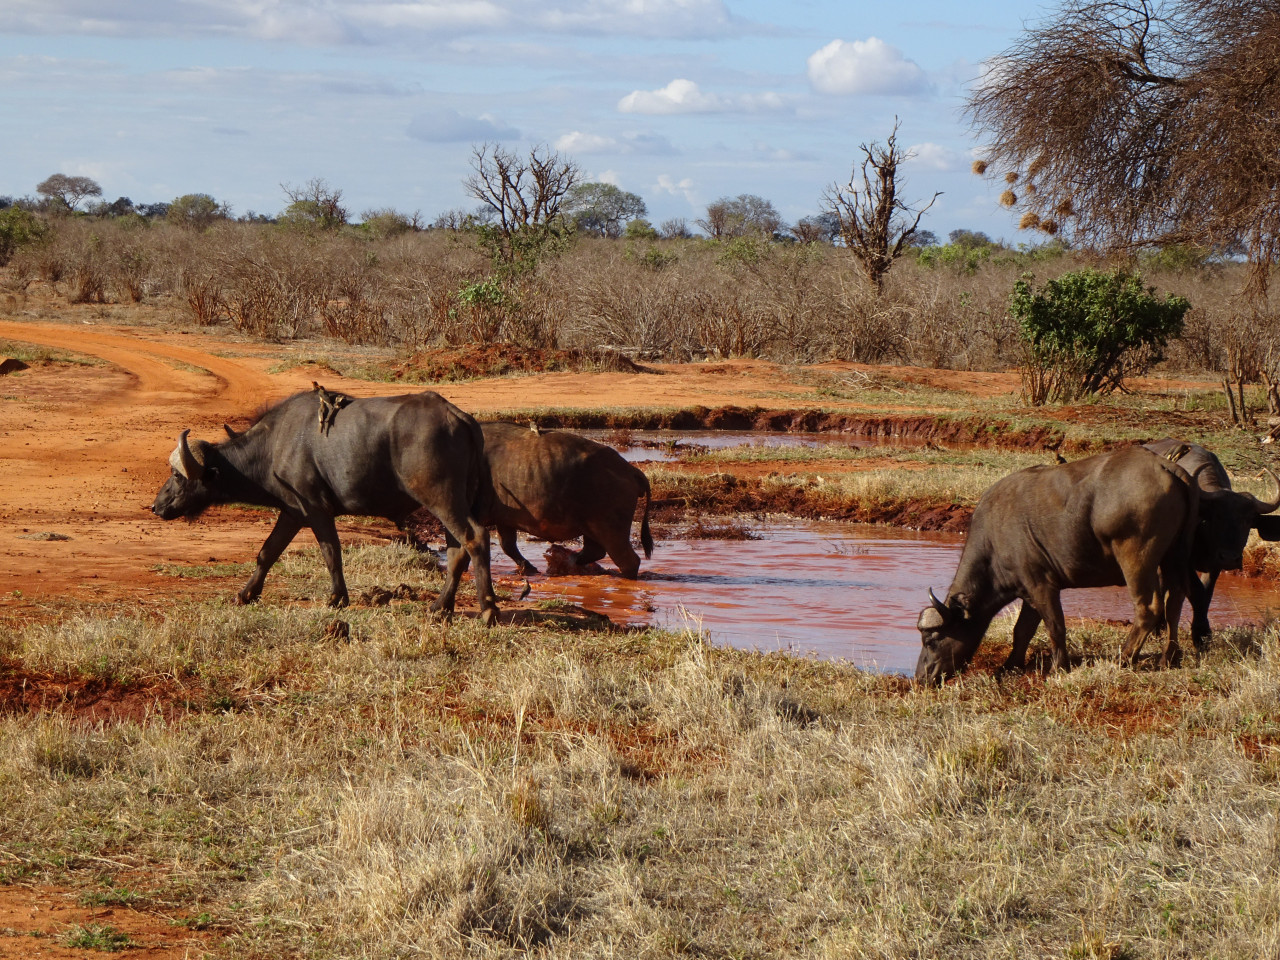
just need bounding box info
[481,422,653,578]
[915,446,1198,683]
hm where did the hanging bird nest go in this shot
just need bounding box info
[971,159,989,175]
[1019,211,1042,230]
[999,189,1018,208]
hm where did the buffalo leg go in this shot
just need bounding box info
[497,524,539,575]
[1120,570,1167,667]
[1158,582,1186,670]
[1188,570,1217,651]
[1034,591,1071,673]
[573,536,607,566]
[1000,602,1043,674]
[430,518,497,626]
[308,514,349,608]
[236,512,303,605]
[604,536,642,579]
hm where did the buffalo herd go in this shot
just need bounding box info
[151,386,1279,683]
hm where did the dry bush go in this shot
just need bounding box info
[11,214,1267,375]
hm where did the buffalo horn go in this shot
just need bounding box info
[1249,466,1280,513]
[176,429,204,481]
[928,588,950,616]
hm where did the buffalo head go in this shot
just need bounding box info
[914,589,986,684]
[1196,467,1280,570]
[151,430,216,520]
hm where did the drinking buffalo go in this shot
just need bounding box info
[481,421,653,578]
[915,446,1198,684]
[1143,438,1280,648]
[151,389,499,624]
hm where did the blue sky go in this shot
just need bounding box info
[0,0,1053,240]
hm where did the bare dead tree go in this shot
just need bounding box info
[823,122,939,294]
[968,0,1280,421]
[464,143,580,268]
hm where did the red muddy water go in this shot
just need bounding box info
[497,520,1280,674]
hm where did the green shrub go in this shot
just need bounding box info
[0,207,48,266]
[1011,268,1190,404]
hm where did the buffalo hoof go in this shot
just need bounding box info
[233,591,260,606]
[996,660,1026,679]
[516,562,540,576]
[481,607,498,628]
[327,592,350,609]
[1159,643,1183,670]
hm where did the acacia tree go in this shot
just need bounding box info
[464,143,579,270]
[823,123,939,293]
[36,173,102,213]
[967,0,1280,418]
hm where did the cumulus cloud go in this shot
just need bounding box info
[555,129,677,155]
[905,141,961,172]
[0,0,741,43]
[806,38,930,96]
[654,173,697,205]
[407,107,519,143]
[618,78,784,115]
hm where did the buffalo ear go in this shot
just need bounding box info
[223,423,240,439]
[1254,515,1280,541]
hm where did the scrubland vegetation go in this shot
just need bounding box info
[3,545,1280,959]
[0,210,1264,386]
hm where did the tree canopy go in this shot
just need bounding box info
[36,173,102,212]
[565,182,647,238]
[967,0,1280,288]
[697,195,783,239]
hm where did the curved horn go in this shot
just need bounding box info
[1250,466,1280,514]
[176,430,204,482]
[929,588,950,616]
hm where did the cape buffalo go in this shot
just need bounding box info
[915,446,1198,684]
[480,421,653,578]
[151,389,499,624]
[1143,438,1280,648]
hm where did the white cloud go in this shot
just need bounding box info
[555,129,677,155]
[905,142,960,172]
[407,107,519,143]
[654,174,697,205]
[806,38,930,96]
[618,78,784,115]
[556,130,618,153]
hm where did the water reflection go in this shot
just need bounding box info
[494,520,1280,675]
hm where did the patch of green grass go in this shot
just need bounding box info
[63,924,132,951]
[152,562,254,579]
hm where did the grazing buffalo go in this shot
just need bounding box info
[915,446,1198,684]
[1143,438,1280,648]
[151,388,498,624]
[480,421,653,578]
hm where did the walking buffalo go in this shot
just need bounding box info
[151,388,499,624]
[915,446,1198,683]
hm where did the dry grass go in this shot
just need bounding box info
[3,544,1280,958]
